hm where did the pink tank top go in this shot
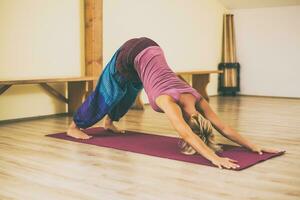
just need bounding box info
[134,46,201,112]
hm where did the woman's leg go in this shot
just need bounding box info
[105,81,143,133]
[67,121,92,139]
[103,115,125,133]
[67,85,119,139]
[67,88,118,139]
[67,50,125,139]
[67,81,142,138]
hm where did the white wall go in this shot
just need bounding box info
[0,0,84,121]
[219,0,300,9]
[0,0,226,121]
[104,0,227,102]
[232,6,300,98]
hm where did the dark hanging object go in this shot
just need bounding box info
[218,14,240,96]
[218,63,240,95]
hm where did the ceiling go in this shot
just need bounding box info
[218,0,300,9]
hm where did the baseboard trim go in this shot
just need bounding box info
[237,94,300,100]
[1,94,298,124]
[0,113,70,125]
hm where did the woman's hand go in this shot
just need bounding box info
[210,156,240,169]
[250,145,285,155]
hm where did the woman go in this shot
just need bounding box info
[67,37,282,169]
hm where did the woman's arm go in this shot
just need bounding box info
[156,95,240,169]
[197,98,282,154]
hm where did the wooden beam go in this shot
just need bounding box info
[84,0,103,89]
[0,85,12,95]
[40,83,68,104]
[68,81,87,114]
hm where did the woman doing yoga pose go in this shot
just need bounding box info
[67,37,282,169]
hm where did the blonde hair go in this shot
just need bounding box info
[179,113,222,155]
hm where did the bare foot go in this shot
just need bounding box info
[104,121,125,134]
[103,115,126,134]
[67,127,92,139]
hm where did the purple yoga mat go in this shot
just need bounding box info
[47,127,284,170]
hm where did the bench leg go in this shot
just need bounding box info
[68,81,88,114]
[131,91,144,110]
[0,85,12,95]
[127,73,211,110]
[192,74,210,101]
[40,83,68,104]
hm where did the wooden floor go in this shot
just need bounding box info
[0,96,299,200]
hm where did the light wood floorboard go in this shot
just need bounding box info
[0,96,299,200]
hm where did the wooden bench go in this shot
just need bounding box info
[133,70,223,109]
[176,70,223,100]
[0,70,222,113]
[0,77,98,114]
